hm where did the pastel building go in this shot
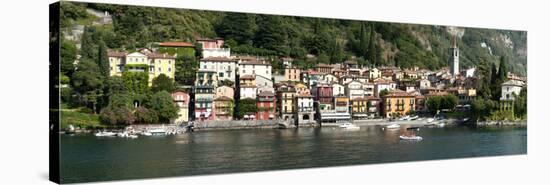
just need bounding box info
[382,90,416,118]
[284,67,301,82]
[277,85,296,121]
[213,96,233,121]
[172,90,190,123]
[108,50,176,86]
[238,59,273,88]
[194,69,217,121]
[312,83,333,111]
[257,91,277,120]
[240,75,257,99]
[199,57,238,83]
[196,38,231,58]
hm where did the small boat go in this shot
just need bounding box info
[426,118,435,123]
[95,131,117,137]
[339,122,360,130]
[149,128,167,135]
[127,134,138,139]
[116,132,129,137]
[438,122,446,127]
[399,115,410,121]
[400,135,423,140]
[141,132,152,136]
[386,124,400,129]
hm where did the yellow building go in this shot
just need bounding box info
[382,90,416,118]
[284,67,301,82]
[351,97,368,114]
[108,50,176,86]
[277,86,296,120]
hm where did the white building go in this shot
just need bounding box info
[346,81,365,100]
[199,57,237,83]
[240,85,257,99]
[197,38,231,58]
[363,83,375,97]
[332,83,346,97]
[373,79,397,97]
[500,80,524,101]
[238,59,273,88]
[369,68,382,79]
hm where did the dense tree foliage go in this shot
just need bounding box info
[149,91,179,123]
[174,55,198,86]
[151,74,175,93]
[236,98,258,119]
[426,95,458,114]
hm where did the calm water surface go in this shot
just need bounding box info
[60,125,527,183]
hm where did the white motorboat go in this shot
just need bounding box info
[399,115,410,121]
[409,115,419,120]
[149,128,167,135]
[128,134,138,139]
[95,131,117,137]
[386,124,400,129]
[116,132,129,137]
[141,132,152,136]
[438,122,446,127]
[400,135,423,140]
[426,118,435,123]
[339,123,360,130]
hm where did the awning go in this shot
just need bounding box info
[269,114,275,118]
[244,115,250,119]
[249,115,256,119]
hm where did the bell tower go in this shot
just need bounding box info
[449,35,460,76]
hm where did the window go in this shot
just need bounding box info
[168,67,171,72]
[158,67,161,72]
[219,72,224,77]
[169,61,171,64]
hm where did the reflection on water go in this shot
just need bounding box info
[60,125,526,183]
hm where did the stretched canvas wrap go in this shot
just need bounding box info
[49,1,527,184]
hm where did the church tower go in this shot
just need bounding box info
[449,35,460,76]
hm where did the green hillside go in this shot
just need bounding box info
[60,1,527,75]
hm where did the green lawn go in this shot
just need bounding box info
[58,106,104,130]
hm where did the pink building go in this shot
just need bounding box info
[171,91,190,123]
[197,38,224,49]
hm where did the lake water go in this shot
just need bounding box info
[59,125,527,183]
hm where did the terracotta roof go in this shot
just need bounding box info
[107,51,126,57]
[145,52,176,59]
[240,60,271,66]
[258,91,276,97]
[196,37,223,41]
[214,96,233,101]
[240,74,255,80]
[201,57,236,62]
[158,42,194,47]
[383,90,414,98]
[316,63,332,68]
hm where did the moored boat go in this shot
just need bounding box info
[95,131,117,137]
[339,122,360,130]
[399,135,423,140]
[386,124,400,129]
